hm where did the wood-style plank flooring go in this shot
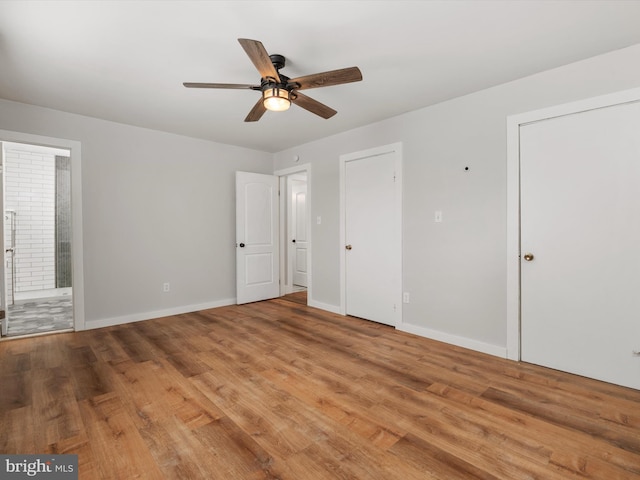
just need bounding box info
[1,295,640,479]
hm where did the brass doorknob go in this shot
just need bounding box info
[523,253,534,261]
[345,245,352,250]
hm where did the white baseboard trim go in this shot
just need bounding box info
[82,299,507,360]
[85,298,237,330]
[397,322,508,359]
[307,299,341,315]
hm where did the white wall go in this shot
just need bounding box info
[274,43,640,355]
[0,99,272,327]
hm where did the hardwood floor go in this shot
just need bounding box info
[1,297,639,479]
[280,290,307,306]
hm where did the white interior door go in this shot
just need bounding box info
[291,178,308,287]
[520,101,640,390]
[343,146,401,326]
[236,171,279,305]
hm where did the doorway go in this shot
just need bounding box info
[275,164,312,304]
[235,165,312,306]
[1,141,75,337]
[340,143,402,327]
[288,172,308,291]
[507,87,640,390]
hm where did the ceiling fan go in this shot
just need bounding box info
[183,38,363,122]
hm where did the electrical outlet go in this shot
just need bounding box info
[403,292,410,303]
[163,282,170,292]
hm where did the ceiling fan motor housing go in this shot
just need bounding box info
[261,54,298,94]
[269,54,286,71]
[261,77,295,92]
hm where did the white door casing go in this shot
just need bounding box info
[340,143,402,327]
[290,178,308,287]
[507,87,640,390]
[275,164,312,298]
[236,171,279,305]
[0,132,85,334]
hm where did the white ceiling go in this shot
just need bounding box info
[1,1,640,153]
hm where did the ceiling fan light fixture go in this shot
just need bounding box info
[263,86,290,112]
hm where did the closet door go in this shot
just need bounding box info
[520,101,640,389]
[343,147,401,327]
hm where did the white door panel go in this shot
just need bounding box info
[344,149,401,326]
[245,253,275,285]
[295,248,307,275]
[236,171,279,304]
[291,180,308,287]
[520,101,640,389]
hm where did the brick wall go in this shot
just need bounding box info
[4,147,56,301]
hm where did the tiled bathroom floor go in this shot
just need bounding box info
[6,297,73,336]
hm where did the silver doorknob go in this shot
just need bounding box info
[523,253,534,261]
[345,245,352,250]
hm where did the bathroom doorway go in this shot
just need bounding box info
[275,164,311,303]
[1,142,73,337]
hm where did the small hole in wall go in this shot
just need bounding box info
[464,166,469,171]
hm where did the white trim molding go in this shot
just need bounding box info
[86,298,236,330]
[398,323,508,358]
[274,163,312,301]
[307,299,341,315]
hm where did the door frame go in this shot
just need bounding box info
[339,142,403,323]
[506,86,640,361]
[274,163,312,299]
[0,130,85,334]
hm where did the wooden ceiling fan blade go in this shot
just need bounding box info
[291,92,337,119]
[183,82,258,89]
[238,38,281,83]
[289,67,362,90]
[244,98,267,122]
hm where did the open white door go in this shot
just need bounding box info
[236,171,279,305]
